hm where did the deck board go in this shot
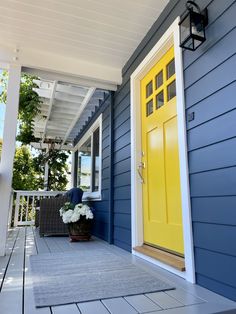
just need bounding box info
[24,227,51,314]
[33,229,50,254]
[165,288,205,306]
[0,227,25,314]
[52,304,80,313]
[78,300,110,314]
[102,297,138,314]
[146,291,184,309]
[125,294,162,312]
[0,227,235,314]
[0,229,18,288]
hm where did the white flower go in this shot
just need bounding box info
[86,211,93,219]
[62,210,73,224]
[61,203,93,223]
[70,211,80,223]
[59,208,64,217]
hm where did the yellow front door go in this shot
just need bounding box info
[141,46,184,255]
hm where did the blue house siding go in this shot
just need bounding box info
[113,82,131,251]
[184,0,236,300]
[74,0,236,301]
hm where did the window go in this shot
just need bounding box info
[76,116,102,199]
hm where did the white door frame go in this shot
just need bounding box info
[130,18,195,283]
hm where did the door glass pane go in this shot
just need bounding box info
[92,127,100,192]
[146,81,153,98]
[156,91,164,109]
[166,59,175,79]
[78,137,91,191]
[167,80,176,101]
[146,99,153,116]
[155,70,163,89]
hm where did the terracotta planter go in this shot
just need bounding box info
[67,216,92,242]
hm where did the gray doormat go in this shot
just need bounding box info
[30,249,174,307]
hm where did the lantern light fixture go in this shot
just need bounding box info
[179,1,208,51]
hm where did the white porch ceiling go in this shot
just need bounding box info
[0,0,169,82]
[32,78,107,149]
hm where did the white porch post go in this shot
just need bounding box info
[71,151,75,188]
[0,64,21,256]
[44,161,49,190]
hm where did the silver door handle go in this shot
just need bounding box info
[137,162,145,184]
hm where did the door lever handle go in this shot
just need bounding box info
[137,162,145,184]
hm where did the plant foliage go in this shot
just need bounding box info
[12,146,43,190]
[0,72,42,145]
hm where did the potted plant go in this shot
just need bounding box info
[59,202,94,242]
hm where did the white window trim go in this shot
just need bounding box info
[74,115,102,201]
[130,18,195,283]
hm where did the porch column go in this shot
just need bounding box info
[70,151,75,188]
[44,160,49,190]
[0,64,21,256]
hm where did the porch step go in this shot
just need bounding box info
[133,245,185,271]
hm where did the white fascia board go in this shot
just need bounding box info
[0,44,121,88]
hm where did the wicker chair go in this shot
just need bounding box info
[39,195,69,237]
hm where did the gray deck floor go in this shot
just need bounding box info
[0,227,235,314]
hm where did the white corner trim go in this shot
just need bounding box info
[74,114,103,200]
[130,17,195,283]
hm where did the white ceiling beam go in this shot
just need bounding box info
[34,88,51,99]
[56,84,89,97]
[54,91,84,104]
[30,142,73,151]
[62,87,96,145]
[42,81,57,143]
[0,44,121,87]
[22,68,117,91]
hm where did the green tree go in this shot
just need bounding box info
[12,146,43,190]
[33,150,70,191]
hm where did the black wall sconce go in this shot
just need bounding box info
[179,1,208,51]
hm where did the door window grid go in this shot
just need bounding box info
[144,54,176,117]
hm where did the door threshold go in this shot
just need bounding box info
[133,244,185,271]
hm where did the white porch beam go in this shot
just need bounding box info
[56,84,89,97]
[54,92,83,104]
[62,88,96,145]
[22,68,117,91]
[71,152,75,189]
[0,64,21,256]
[30,142,73,151]
[42,81,57,143]
[0,44,121,89]
[44,151,49,191]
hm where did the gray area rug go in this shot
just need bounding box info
[30,248,174,307]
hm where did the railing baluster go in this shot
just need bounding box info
[12,190,65,226]
[14,192,20,227]
[26,195,29,223]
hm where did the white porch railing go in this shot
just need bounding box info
[13,190,65,226]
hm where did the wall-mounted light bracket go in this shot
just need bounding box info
[179,1,208,51]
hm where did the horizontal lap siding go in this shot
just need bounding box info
[113,85,131,251]
[184,0,236,301]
